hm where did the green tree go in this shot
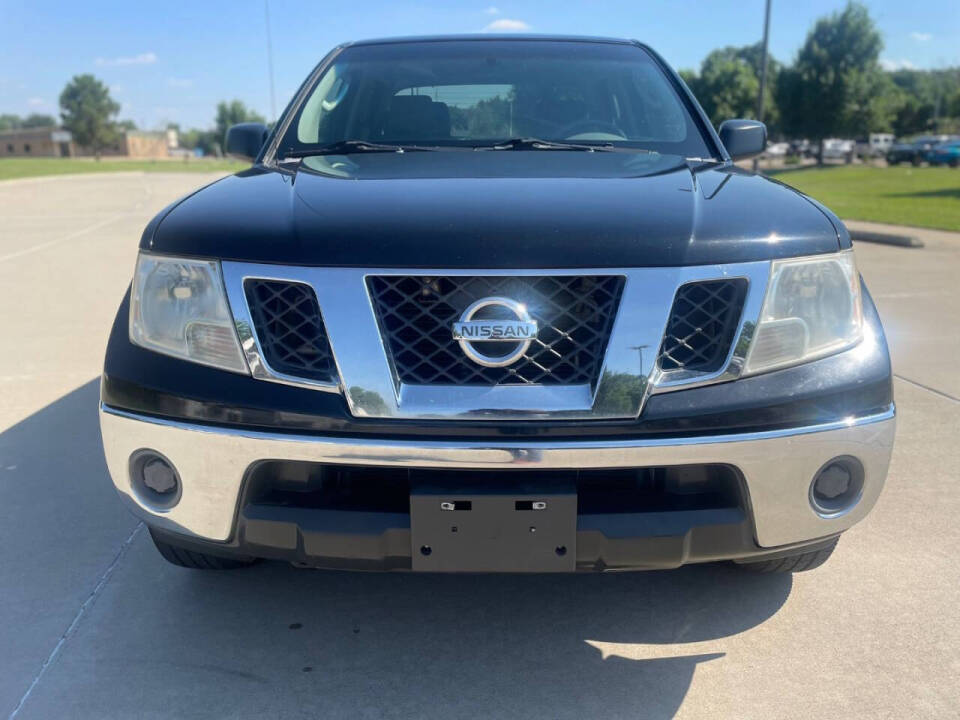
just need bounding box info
[213,100,266,154]
[22,113,57,128]
[891,95,934,137]
[178,127,219,156]
[682,44,780,135]
[59,74,120,159]
[949,90,960,119]
[775,2,894,162]
[0,114,22,131]
[117,119,138,131]
[695,49,761,127]
[678,69,699,99]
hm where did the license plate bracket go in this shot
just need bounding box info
[410,487,576,572]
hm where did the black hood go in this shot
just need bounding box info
[146,152,841,268]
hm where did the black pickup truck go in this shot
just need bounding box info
[100,35,895,574]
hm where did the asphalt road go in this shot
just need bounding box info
[1,173,958,719]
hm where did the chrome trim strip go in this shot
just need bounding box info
[101,403,895,449]
[220,262,773,421]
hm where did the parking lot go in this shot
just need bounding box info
[1,172,958,719]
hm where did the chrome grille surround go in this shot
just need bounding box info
[221,262,773,420]
[366,275,624,386]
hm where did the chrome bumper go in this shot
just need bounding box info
[100,404,895,548]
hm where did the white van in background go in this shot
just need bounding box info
[822,138,856,161]
[856,133,895,158]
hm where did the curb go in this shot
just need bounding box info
[850,230,925,248]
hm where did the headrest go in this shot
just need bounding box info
[385,95,450,140]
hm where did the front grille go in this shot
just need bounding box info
[245,279,337,382]
[367,275,624,386]
[657,279,747,373]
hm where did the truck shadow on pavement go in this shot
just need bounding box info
[166,561,790,719]
[3,379,793,720]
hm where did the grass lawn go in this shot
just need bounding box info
[0,157,248,181]
[769,165,960,232]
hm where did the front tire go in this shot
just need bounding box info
[150,529,257,570]
[736,537,838,574]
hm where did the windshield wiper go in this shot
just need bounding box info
[475,137,619,152]
[280,140,436,158]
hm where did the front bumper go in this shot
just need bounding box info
[101,403,895,570]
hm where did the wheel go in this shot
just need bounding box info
[149,529,257,570]
[736,537,838,574]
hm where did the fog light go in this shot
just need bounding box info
[142,457,177,494]
[814,464,850,499]
[129,450,181,510]
[810,457,864,517]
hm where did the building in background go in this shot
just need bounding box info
[112,130,168,158]
[0,127,74,157]
[0,127,173,158]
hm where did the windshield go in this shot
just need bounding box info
[278,40,713,158]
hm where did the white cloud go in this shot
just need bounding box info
[482,18,529,32]
[26,97,45,107]
[166,77,193,88]
[880,58,917,71]
[95,52,158,67]
[483,6,500,14]
[909,32,932,42]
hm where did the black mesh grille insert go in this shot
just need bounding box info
[367,275,624,386]
[245,280,336,382]
[658,279,747,373]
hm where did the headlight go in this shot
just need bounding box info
[744,251,862,375]
[129,253,248,373]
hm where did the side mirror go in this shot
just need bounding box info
[718,119,767,161]
[225,122,269,162]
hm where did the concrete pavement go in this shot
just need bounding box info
[1,173,958,719]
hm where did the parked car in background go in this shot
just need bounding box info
[927,140,960,167]
[821,138,855,162]
[765,141,789,157]
[789,138,813,158]
[887,135,952,165]
[855,134,894,159]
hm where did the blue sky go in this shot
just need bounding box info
[1,0,957,130]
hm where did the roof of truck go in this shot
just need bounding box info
[346,34,638,47]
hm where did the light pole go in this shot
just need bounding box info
[629,345,650,372]
[264,0,277,123]
[753,0,772,173]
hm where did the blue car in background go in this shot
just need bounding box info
[927,140,960,167]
